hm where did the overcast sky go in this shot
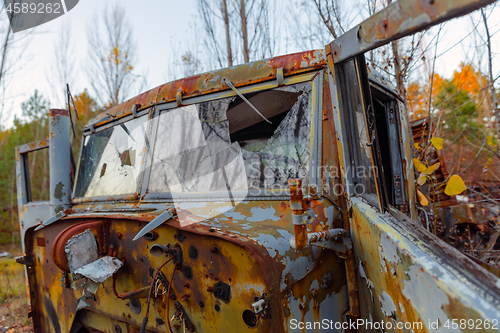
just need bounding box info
[1,0,499,128]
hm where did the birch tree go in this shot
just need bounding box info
[85,3,144,108]
[197,0,276,69]
[46,22,76,107]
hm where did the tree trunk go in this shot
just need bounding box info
[481,8,500,157]
[222,0,233,67]
[239,0,249,63]
[0,9,14,87]
[391,39,405,101]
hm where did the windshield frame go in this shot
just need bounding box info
[142,71,323,202]
[72,71,322,203]
[72,108,154,203]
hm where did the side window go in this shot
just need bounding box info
[19,146,50,202]
[371,90,407,210]
[336,56,381,209]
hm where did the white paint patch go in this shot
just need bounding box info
[309,279,319,293]
[358,260,374,290]
[176,202,214,209]
[402,265,459,333]
[280,255,313,290]
[247,206,280,222]
[219,207,247,221]
[379,234,401,265]
[324,205,335,226]
[398,13,431,34]
[379,291,397,317]
[254,233,289,258]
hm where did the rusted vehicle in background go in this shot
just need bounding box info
[15,0,500,332]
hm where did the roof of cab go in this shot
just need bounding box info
[87,49,326,128]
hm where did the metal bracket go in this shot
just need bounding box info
[289,228,352,253]
[176,88,183,106]
[276,67,285,86]
[16,254,34,266]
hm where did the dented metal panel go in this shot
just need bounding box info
[350,197,500,328]
[87,50,326,129]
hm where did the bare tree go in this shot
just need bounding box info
[481,7,500,154]
[46,21,76,107]
[222,0,233,66]
[85,2,144,107]
[197,0,277,70]
[0,2,33,128]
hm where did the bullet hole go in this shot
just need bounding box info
[188,246,198,259]
[199,301,204,308]
[183,266,193,279]
[144,230,158,241]
[213,281,231,302]
[114,325,122,333]
[242,310,258,327]
[214,304,220,312]
[130,299,141,314]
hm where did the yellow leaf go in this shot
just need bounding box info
[422,162,440,175]
[444,175,467,196]
[414,142,420,150]
[431,137,443,150]
[413,158,427,172]
[417,189,429,206]
[417,173,427,185]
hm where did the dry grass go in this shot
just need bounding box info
[0,246,33,332]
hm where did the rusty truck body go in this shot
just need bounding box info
[15,0,500,332]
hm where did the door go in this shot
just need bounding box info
[332,54,500,331]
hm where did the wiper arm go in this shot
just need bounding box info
[222,77,271,124]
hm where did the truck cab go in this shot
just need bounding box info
[15,1,500,332]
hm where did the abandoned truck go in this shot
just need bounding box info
[15,0,500,332]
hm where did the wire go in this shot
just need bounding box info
[167,266,177,333]
[140,256,174,333]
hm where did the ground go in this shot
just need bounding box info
[0,245,33,333]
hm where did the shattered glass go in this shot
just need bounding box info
[149,82,313,197]
[74,115,148,198]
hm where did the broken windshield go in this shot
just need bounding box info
[148,81,313,197]
[74,115,149,198]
